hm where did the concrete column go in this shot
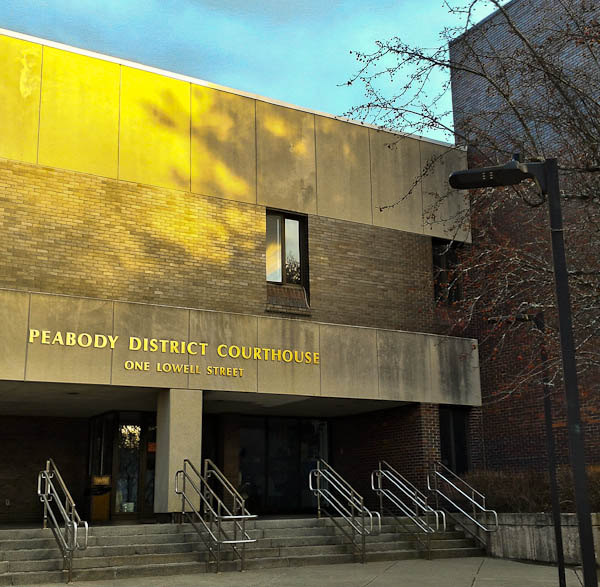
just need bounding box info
[154,388,203,514]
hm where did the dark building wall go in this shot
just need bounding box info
[449,0,600,472]
[450,0,600,153]
[0,157,438,335]
[0,416,89,522]
[330,403,441,508]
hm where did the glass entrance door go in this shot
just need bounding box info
[114,421,142,514]
[89,411,156,520]
[239,416,328,514]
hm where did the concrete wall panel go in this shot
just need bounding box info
[429,336,481,406]
[377,330,432,402]
[316,116,371,224]
[0,290,29,381]
[421,142,470,241]
[257,317,320,396]
[119,67,190,191]
[0,35,41,163]
[370,131,423,234]
[26,294,113,384]
[189,310,258,392]
[319,324,378,399]
[0,33,471,243]
[0,290,481,407]
[39,48,120,178]
[257,101,316,214]
[191,86,256,203]
[112,302,189,388]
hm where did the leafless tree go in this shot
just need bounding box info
[348,0,600,402]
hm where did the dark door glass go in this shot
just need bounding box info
[439,407,469,475]
[143,420,156,513]
[115,423,141,513]
[239,417,267,513]
[300,419,328,509]
[266,418,300,512]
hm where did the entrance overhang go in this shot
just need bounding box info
[0,380,158,417]
[204,389,409,418]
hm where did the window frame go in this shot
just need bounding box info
[432,238,463,305]
[266,210,309,290]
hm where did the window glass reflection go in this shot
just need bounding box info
[285,218,301,284]
[266,214,282,282]
[115,424,141,513]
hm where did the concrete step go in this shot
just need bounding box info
[429,547,485,559]
[5,561,213,585]
[8,551,204,573]
[253,526,336,538]
[0,517,483,585]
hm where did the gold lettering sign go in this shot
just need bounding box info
[28,328,320,375]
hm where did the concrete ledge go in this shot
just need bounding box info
[466,512,600,565]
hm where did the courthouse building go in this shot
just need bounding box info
[0,28,480,523]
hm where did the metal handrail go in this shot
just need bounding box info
[37,458,88,583]
[204,458,251,516]
[174,459,256,572]
[309,459,380,564]
[427,461,498,548]
[373,461,446,532]
[372,461,445,559]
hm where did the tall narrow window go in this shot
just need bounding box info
[266,214,282,282]
[266,211,307,287]
[433,238,462,305]
[284,218,301,284]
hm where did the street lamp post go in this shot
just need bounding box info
[517,312,566,587]
[449,157,597,587]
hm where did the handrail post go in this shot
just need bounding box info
[317,463,321,520]
[181,463,186,522]
[42,476,49,530]
[216,516,221,573]
[361,499,366,563]
[241,516,246,572]
[38,459,88,583]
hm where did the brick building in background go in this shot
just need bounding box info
[449,0,600,472]
[0,28,480,525]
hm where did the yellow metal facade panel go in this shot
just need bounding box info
[315,116,371,224]
[256,101,316,214]
[0,35,41,163]
[191,86,256,203]
[119,67,190,191]
[38,48,120,178]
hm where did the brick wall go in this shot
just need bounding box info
[330,403,442,508]
[449,0,600,473]
[0,158,267,315]
[450,0,600,154]
[0,416,89,522]
[0,157,439,335]
[309,215,437,332]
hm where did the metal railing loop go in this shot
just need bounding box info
[37,458,88,583]
[309,459,380,564]
[427,461,498,549]
[371,461,446,559]
[174,459,256,572]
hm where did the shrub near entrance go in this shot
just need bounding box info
[461,469,600,513]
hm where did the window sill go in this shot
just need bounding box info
[265,303,312,317]
[266,283,310,316]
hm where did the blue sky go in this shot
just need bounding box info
[0,0,496,141]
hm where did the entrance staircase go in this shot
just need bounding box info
[0,517,483,585]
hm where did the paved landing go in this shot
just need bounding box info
[29,557,587,586]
